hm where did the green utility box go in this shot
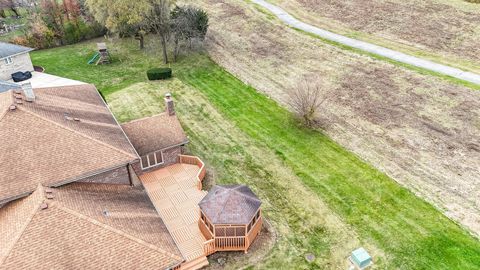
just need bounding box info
[351,247,372,269]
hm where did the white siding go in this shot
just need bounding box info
[0,53,34,81]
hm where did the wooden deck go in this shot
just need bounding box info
[140,160,208,270]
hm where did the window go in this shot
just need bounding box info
[4,57,12,65]
[140,150,164,169]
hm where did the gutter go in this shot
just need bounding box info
[0,49,35,60]
[50,162,136,188]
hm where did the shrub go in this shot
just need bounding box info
[147,68,172,80]
[11,36,29,47]
[64,22,81,44]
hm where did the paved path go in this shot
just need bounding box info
[251,0,480,86]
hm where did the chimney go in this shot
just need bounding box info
[164,93,175,116]
[21,83,35,102]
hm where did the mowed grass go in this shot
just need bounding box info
[31,38,480,269]
[107,80,360,269]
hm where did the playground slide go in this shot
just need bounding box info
[88,52,100,64]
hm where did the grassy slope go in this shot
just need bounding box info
[31,39,480,269]
[176,55,480,270]
[106,80,361,269]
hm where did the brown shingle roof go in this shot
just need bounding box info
[54,182,181,256]
[0,184,183,269]
[0,185,43,263]
[0,90,13,120]
[121,113,188,156]
[199,185,262,225]
[0,85,139,203]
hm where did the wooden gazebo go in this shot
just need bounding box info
[198,185,262,254]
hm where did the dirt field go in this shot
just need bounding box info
[183,0,480,236]
[269,0,480,73]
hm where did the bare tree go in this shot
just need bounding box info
[171,5,208,61]
[288,77,329,127]
[146,0,175,64]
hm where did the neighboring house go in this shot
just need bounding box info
[122,93,189,175]
[0,42,34,81]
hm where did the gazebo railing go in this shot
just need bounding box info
[199,211,263,255]
[199,219,214,240]
[179,155,206,190]
[246,217,263,249]
[214,236,246,251]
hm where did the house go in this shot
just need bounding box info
[0,184,183,269]
[0,84,187,269]
[0,83,262,269]
[0,42,34,81]
[0,84,140,204]
[122,93,189,174]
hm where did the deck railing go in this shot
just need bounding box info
[179,155,206,190]
[203,239,216,256]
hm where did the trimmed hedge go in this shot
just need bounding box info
[147,68,172,80]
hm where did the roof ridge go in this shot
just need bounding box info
[0,185,45,265]
[91,84,141,159]
[18,107,138,160]
[55,203,183,262]
[231,186,262,203]
[206,185,261,204]
[122,112,169,125]
[213,189,233,222]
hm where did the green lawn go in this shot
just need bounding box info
[31,37,480,269]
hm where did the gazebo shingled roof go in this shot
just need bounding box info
[199,185,261,225]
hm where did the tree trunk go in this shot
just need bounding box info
[63,0,70,21]
[173,37,179,62]
[160,33,168,64]
[137,33,144,49]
